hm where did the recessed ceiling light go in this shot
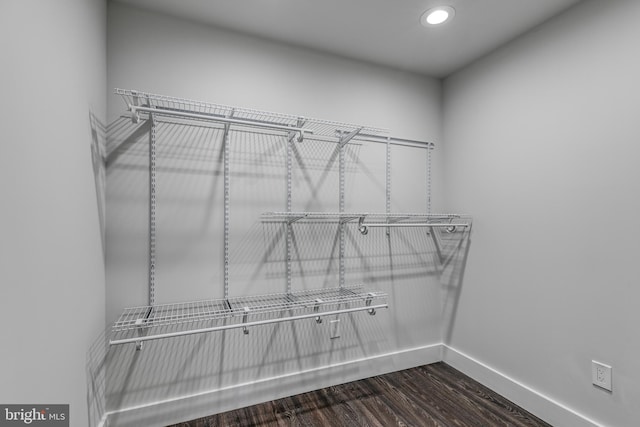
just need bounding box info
[421,6,455,26]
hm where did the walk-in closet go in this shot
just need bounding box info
[2,1,639,426]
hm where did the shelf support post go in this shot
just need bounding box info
[286,119,305,294]
[149,113,157,308]
[223,110,233,300]
[338,128,362,288]
[427,142,433,214]
[386,136,391,237]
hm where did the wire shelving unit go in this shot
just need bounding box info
[109,89,471,350]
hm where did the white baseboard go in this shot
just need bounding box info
[105,343,442,427]
[104,344,602,427]
[442,345,603,427]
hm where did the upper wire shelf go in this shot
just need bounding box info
[115,88,388,139]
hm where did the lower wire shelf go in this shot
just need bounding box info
[109,285,388,348]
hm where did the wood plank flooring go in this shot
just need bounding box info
[168,362,552,427]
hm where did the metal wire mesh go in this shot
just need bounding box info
[112,285,386,333]
[112,299,232,332]
[115,89,388,138]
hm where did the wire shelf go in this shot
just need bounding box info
[111,285,386,333]
[115,89,388,138]
[261,211,469,224]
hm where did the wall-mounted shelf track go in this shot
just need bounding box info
[109,286,387,348]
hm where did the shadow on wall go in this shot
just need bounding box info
[86,329,109,427]
[236,221,445,288]
[440,226,472,345]
[88,224,470,425]
[92,309,387,424]
[86,111,107,427]
[90,111,107,258]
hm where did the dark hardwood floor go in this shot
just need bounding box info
[168,362,552,427]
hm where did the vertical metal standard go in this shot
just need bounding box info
[148,113,157,307]
[385,136,391,237]
[223,112,233,300]
[286,119,305,295]
[339,134,345,288]
[427,143,432,214]
[286,132,292,295]
[337,128,362,288]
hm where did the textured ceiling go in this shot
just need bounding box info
[114,0,584,77]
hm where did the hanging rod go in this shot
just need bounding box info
[360,223,470,228]
[129,105,313,137]
[274,132,433,150]
[358,223,470,233]
[357,133,434,150]
[109,303,388,347]
[357,216,470,235]
[261,212,462,223]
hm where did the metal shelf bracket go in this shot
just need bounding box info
[134,318,145,351]
[365,293,376,315]
[314,298,323,323]
[130,90,141,124]
[242,307,250,335]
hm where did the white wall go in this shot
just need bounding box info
[0,1,107,427]
[105,3,445,425]
[443,0,640,426]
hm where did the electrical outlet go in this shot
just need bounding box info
[592,361,612,391]
[330,319,340,339]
